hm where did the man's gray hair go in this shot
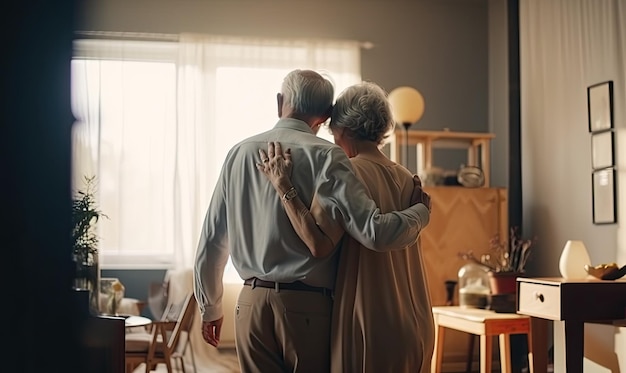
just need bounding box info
[330,81,394,145]
[281,69,335,116]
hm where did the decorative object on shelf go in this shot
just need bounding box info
[100,278,125,315]
[388,86,425,168]
[72,176,107,314]
[444,280,458,306]
[457,164,485,188]
[420,167,445,186]
[457,263,490,309]
[442,170,462,186]
[584,262,626,280]
[558,240,592,279]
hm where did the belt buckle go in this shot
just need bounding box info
[251,278,257,289]
[275,281,280,293]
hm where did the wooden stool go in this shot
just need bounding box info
[431,306,534,373]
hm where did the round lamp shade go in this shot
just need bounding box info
[388,86,425,124]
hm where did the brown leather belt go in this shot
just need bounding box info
[244,277,333,297]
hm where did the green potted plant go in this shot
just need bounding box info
[72,176,107,314]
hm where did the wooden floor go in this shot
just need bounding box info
[130,348,240,373]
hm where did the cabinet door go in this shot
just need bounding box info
[420,186,508,307]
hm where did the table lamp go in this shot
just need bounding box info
[388,86,425,168]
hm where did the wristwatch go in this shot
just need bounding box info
[282,186,297,202]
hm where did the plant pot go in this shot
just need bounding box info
[74,259,100,315]
[487,271,523,313]
[488,271,523,295]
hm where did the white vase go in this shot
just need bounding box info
[559,240,592,279]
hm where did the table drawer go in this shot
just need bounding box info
[518,281,561,320]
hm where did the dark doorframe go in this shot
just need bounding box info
[508,0,522,230]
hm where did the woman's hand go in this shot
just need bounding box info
[257,141,337,258]
[411,174,431,211]
[256,141,293,194]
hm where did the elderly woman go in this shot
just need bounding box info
[258,81,434,372]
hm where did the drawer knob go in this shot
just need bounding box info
[534,292,544,302]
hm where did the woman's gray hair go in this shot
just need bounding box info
[281,69,335,116]
[330,81,394,145]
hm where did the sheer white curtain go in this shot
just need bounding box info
[175,33,362,271]
[71,62,100,192]
[72,39,179,269]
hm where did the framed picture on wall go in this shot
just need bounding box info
[588,81,613,132]
[591,131,614,169]
[592,167,616,225]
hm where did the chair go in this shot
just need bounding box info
[125,292,197,373]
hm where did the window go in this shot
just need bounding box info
[72,35,361,272]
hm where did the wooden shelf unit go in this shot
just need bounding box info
[388,129,495,187]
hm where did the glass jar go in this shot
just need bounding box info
[458,263,490,308]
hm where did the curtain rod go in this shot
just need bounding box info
[75,31,179,42]
[74,31,374,49]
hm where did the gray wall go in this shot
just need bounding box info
[488,0,509,189]
[101,269,166,317]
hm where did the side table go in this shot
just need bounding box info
[124,315,152,329]
[517,277,626,373]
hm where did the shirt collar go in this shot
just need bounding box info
[274,118,314,134]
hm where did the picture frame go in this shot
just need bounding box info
[592,167,616,225]
[588,81,613,132]
[591,131,614,170]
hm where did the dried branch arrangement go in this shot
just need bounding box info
[458,227,537,273]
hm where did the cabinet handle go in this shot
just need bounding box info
[534,292,544,302]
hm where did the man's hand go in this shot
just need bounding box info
[201,317,224,347]
[410,174,431,211]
